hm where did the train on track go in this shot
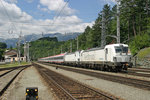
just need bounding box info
[38,43,133,72]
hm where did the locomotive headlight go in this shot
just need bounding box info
[113,57,117,62]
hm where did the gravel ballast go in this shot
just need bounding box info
[0,66,55,100]
[37,63,150,100]
[0,69,21,92]
[0,70,9,75]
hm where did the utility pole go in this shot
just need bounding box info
[27,42,30,62]
[70,33,73,52]
[61,45,62,54]
[42,32,44,57]
[24,42,27,62]
[70,41,72,52]
[101,11,106,47]
[23,35,27,62]
[77,36,79,50]
[117,0,120,43]
[17,34,21,65]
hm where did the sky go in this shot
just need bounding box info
[0,0,116,39]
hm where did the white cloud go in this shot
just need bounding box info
[39,0,76,16]
[37,4,49,12]
[4,0,17,3]
[0,0,93,39]
[98,0,116,6]
[105,0,116,4]
[110,0,116,3]
[26,0,34,3]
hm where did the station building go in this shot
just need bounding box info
[4,49,25,63]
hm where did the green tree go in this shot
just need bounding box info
[0,42,7,49]
[0,49,4,60]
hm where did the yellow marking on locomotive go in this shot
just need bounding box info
[36,96,38,99]
[126,63,129,66]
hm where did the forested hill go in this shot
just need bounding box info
[38,37,58,42]
[28,1,150,60]
[0,42,7,60]
[26,37,65,60]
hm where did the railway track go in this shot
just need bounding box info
[0,65,31,78]
[41,62,150,78]
[127,71,150,78]
[130,67,150,70]
[0,65,30,97]
[34,63,118,100]
[122,67,150,77]
[128,68,150,73]
[0,69,15,77]
[0,65,30,71]
[40,62,150,91]
[123,70,150,77]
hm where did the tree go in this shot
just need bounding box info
[0,49,4,60]
[0,42,7,49]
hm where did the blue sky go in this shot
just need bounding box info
[0,0,116,38]
[17,0,115,22]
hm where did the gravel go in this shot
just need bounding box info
[0,70,9,75]
[0,66,56,100]
[0,69,21,92]
[37,63,150,100]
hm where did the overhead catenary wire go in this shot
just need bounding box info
[0,0,18,32]
[45,0,70,34]
[51,0,70,26]
[0,0,26,63]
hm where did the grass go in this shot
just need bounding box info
[137,47,150,59]
[0,62,31,68]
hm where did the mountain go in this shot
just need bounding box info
[24,32,81,42]
[0,32,81,48]
[0,38,18,48]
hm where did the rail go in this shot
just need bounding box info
[34,63,118,100]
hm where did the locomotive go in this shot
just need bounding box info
[39,43,132,71]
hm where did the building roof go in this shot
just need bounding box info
[4,50,17,56]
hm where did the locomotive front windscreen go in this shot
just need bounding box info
[115,46,128,53]
[123,47,128,53]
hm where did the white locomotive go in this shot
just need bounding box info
[39,43,132,71]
